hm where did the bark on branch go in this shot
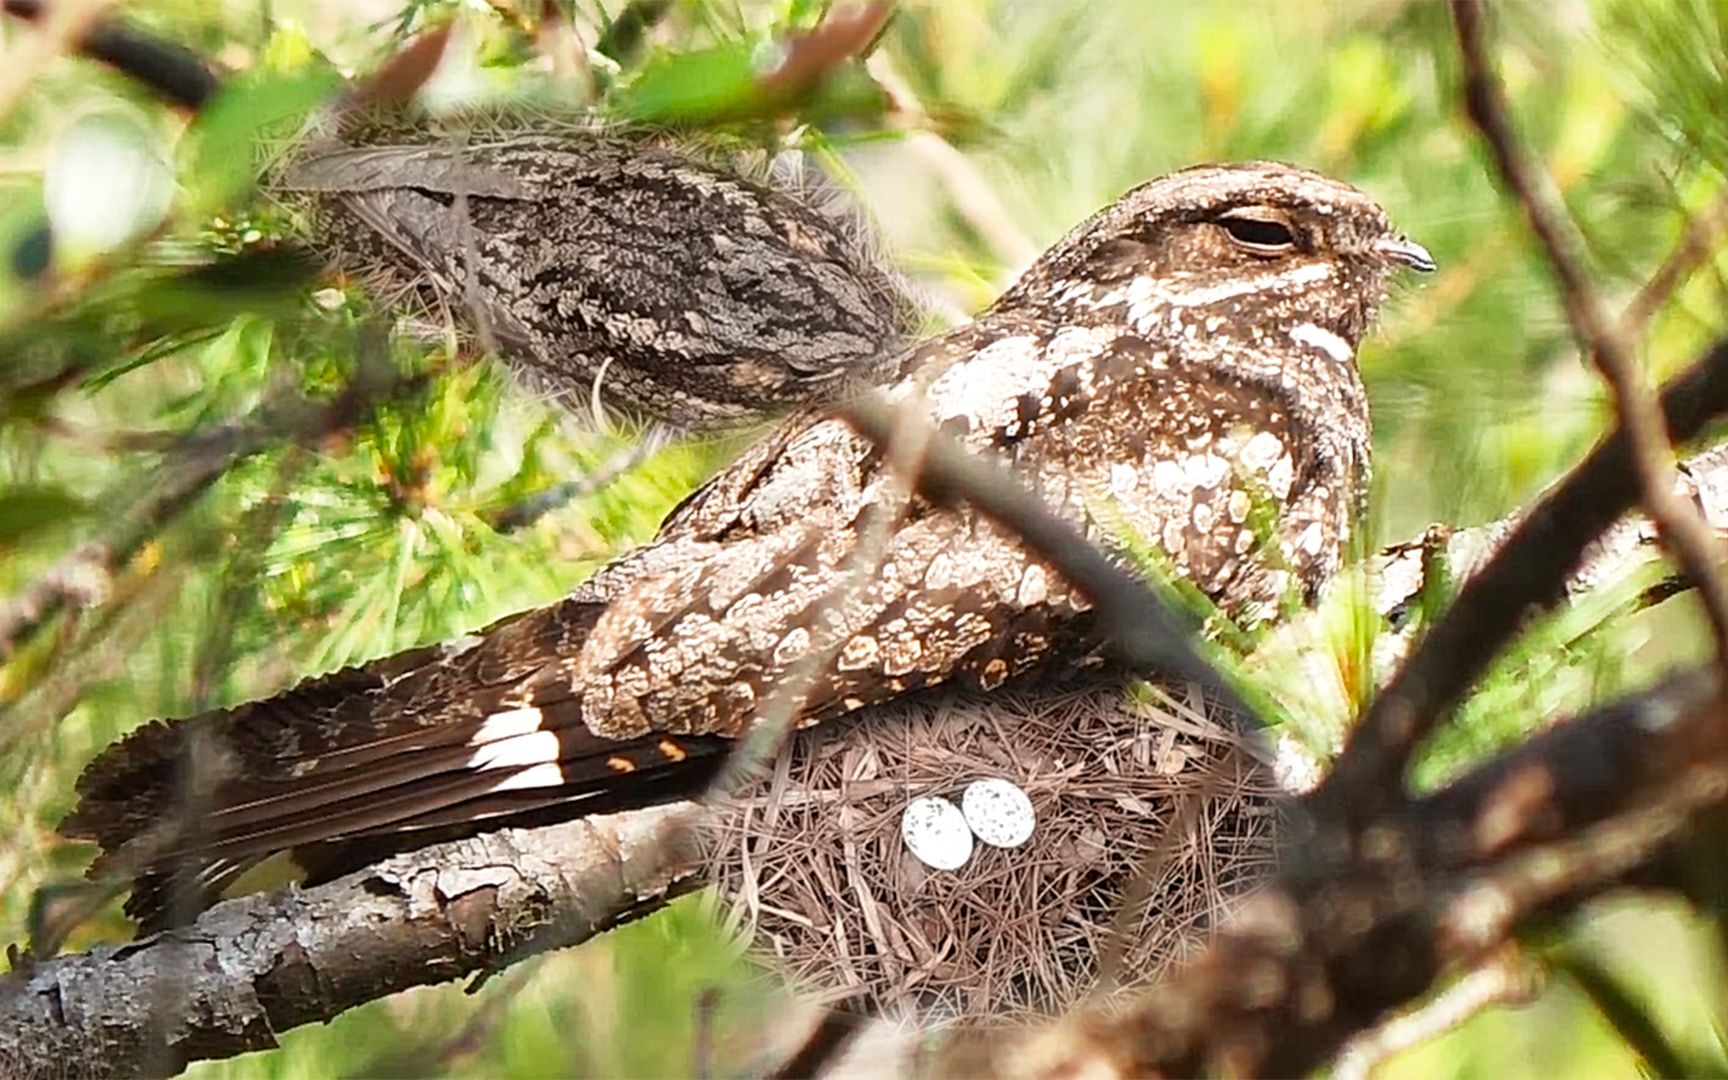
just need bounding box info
[0,804,701,1078]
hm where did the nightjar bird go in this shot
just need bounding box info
[64,162,1433,928]
[276,127,917,428]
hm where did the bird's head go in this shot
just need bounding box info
[995,161,1433,355]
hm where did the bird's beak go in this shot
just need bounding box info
[1374,235,1437,273]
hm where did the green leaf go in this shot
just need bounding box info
[610,41,766,123]
[182,68,342,216]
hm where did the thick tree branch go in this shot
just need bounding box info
[923,668,1728,1078]
[0,804,702,1078]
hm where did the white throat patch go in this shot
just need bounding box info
[1291,322,1354,364]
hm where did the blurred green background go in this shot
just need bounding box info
[2,0,1726,1075]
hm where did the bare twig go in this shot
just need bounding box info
[487,431,665,533]
[707,390,935,801]
[1,0,217,110]
[1621,187,1728,342]
[1330,953,1538,1080]
[536,0,596,100]
[1553,948,1697,1078]
[758,2,892,100]
[767,1003,868,1080]
[0,0,116,119]
[1316,334,1728,821]
[1092,770,1225,996]
[865,51,1041,271]
[1450,0,1728,665]
[337,23,451,119]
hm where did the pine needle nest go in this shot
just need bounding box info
[704,676,1282,1023]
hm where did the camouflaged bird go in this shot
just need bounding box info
[277,128,915,428]
[65,162,1433,927]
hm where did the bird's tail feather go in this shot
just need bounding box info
[60,596,729,930]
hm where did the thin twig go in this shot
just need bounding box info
[0,331,419,663]
[1552,948,1696,1079]
[1621,187,1728,342]
[767,1003,868,1080]
[706,390,935,802]
[1,0,218,110]
[486,432,664,533]
[865,51,1040,271]
[1330,953,1537,1080]
[757,2,892,101]
[1451,0,1728,666]
[0,0,116,120]
[1091,766,1226,997]
[844,395,1267,734]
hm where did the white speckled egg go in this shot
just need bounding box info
[901,796,974,870]
[961,778,1036,848]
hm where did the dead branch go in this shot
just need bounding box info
[1450,0,1728,663]
[0,804,702,1078]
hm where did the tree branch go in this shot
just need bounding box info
[0,0,218,110]
[1621,187,1728,342]
[1315,333,1728,822]
[1450,0,1728,663]
[925,667,1728,1077]
[0,804,702,1078]
[1329,954,1538,1080]
[13,420,1728,1078]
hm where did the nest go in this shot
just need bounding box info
[704,676,1282,1023]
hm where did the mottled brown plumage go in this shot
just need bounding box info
[279,129,916,427]
[64,161,1432,927]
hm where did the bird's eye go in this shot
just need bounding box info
[1220,213,1298,256]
